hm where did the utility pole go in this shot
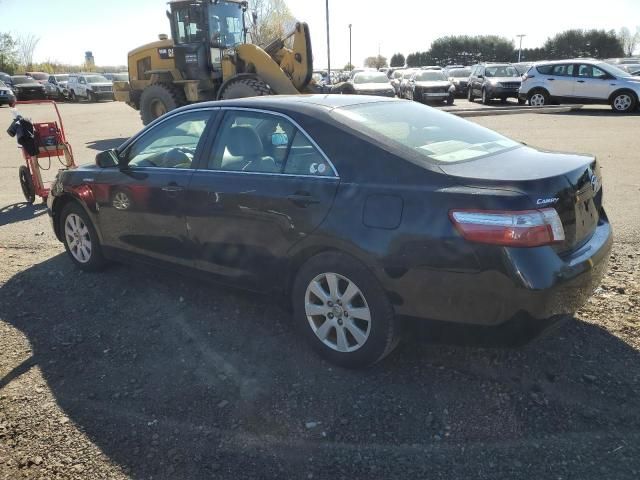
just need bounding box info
[516,34,526,62]
[325,0,331,79]
[348,24,352,70]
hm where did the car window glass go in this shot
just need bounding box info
[126,111,212,169]
[578,64,606,78]
[551,64,574,76]
[208,111,335,177]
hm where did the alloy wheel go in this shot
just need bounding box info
[530,93,546,107]
[64,213,92,263]
[113,191,131,210]
[305,272,371,353]
[613,94,632,111]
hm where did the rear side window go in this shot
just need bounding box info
[551,64,574,76]
[536,65,553,75]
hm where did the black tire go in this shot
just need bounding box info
[18,166,35,204]
[292,251,401,368]
[467,86,475,102]
[88,90,97,103]
[219,76,272,100]
[140,83,188,126]
[59,202,108,272]
[518,97,526,105]
[446,94,454,106]
[69,90,77,103]
[610,91,637,113]
[482,88,491,105]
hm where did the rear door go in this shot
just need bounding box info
[186,108,340,290]
[95,109,215,266]
[574,64,615,100]
[546,63,576,98]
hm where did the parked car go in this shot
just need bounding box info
[421,66,443,71]
[513,62,534,76]
[618,64,640,74]
[398,69,419,98]
[47,95,612,367]
[390,69,406,96]
[0,81,16,106]
[447,67,472,96]
[348,68,375,80]
[604,57,640,65]
[25,71,49,84]
[520,59,640,113]
[467,63,524,104]
[339,72,395,97]
[632,70,640,77]
[405,70,455,105]
[103,72,129,82]
[67,74,114,102]
[44,74,70,100]
[0,72,12,86]
[10,75,46,100]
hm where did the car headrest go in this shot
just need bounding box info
[226,125,263,157]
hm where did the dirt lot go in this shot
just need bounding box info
[0,100,639,480]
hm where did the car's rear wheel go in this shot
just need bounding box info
[528,90,548,107]
[611,91,636,113]
[292,252,400,368]
[60,202,107,271]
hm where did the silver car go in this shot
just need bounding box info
[519,59,640,113]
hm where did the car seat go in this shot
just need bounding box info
[225,125,277,172]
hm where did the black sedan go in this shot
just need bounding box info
[47,96,612,368]
[10,75,46,100]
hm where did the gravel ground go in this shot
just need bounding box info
[0,101,639,479]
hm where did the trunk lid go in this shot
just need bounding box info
[440,146,603,252]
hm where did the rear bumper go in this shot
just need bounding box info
[382,217,613,328]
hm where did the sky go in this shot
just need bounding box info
[0,0,639,69]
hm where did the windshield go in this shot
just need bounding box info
[28,73,48,80]
[354,73,389,84]
[86,76,109,83]
[11,77,37,85]
[0,81,8,89]
[600,63,633,78]
[449,69,471,78]
[485,66,520,77]
[55,75,69,82]
[208,1,244,47]
[333,101,520,164]
[415,71,447,81]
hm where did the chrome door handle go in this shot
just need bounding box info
[162,185,184,192]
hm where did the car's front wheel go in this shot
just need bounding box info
[293,252,400,368]
[528,89,548,107]
[467,86,475,102]
[60,202,107,271]
[611,91,637,113]
[482,88,491,105]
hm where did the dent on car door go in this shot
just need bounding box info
[186,109,340,289]
[94,109,215,265]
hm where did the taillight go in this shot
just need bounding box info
[522,73,535,81]
[449,209,565,247]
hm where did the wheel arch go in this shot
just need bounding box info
[608,88,638,103]
[528,87,550,97]
[51,193,104,244]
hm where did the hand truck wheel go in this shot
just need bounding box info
[19,165,36,204]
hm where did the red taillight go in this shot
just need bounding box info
[522,73,535,81]
[449,209,565,247]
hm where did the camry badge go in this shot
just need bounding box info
[536,197,559,205]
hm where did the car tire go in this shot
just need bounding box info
[60,202,107,272]
[482,88,491,105]
[69,90,77,102]
[518,97,526,105]
[446,94,454,106]
[18,166,35,204]
[88,91,96,103]
[610,91,637,113]
[467,86,475,102]
[528,89,548,107]
[292,251,401,368]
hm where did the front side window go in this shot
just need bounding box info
[578,64,608,79]
[125,111,212,169]
[333,101,520,164]
[208,110,335,177]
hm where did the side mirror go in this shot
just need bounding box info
[96,149,119,168]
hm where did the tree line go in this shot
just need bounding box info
[386,28,636,68]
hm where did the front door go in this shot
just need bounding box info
[186,109,340,290]
[95,109,215,266]
[574,64,615,100]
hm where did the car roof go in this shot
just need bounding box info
[534,59,601,65]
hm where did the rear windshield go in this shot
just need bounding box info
[354,73,389,84]
[485,65,520,77]
[448,69,471,77]
[332,101,520,164]
[414,71,447,81]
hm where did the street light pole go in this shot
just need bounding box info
[325,0,331,79]
[348,24,352,71]
[516,34,526,62]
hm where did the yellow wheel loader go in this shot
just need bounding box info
[114,0,315,125]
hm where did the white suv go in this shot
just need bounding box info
[519,59,640,113]
[67,74,114,102]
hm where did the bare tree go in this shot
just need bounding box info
[17,33,40,69]
[248,0,296,45]
[618,27,640,57]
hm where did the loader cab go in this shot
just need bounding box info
[169,0,246,82]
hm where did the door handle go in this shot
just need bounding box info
[162,186,184,192]
[548,78,555,81]
[287,193,319,207]
[577,80,585,83]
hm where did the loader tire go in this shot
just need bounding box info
[139,83,187,126]
[218,76,272,100]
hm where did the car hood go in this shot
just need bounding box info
[486,76,522,83]
[353,83,393,90]
[14,82,44,88]
[415,81,451,88]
